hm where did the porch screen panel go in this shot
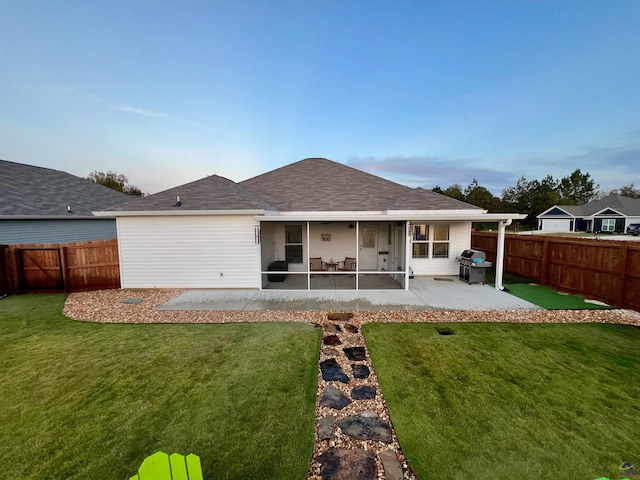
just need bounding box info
[285,225,303,263]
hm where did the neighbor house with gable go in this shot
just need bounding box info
[96,158,525,291]
[537,195,640,233]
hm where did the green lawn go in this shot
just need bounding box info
[0,294,321,480]
[364,322,640,480]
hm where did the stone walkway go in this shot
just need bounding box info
[306,312,416,480]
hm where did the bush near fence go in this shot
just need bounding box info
[472,232,640,311]
[1,239,120,294]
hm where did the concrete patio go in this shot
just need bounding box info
[157,276,539,311]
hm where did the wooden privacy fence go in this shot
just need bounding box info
[1,239,120,294]
[472,232,640,311]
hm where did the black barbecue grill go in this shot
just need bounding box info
[456,249,492,284]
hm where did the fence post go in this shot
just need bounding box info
[540,237,549,286]
[60,245,70,293]
[618,243,629,308]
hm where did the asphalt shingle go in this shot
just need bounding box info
[0,159,131,216]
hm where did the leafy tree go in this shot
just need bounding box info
[501,175,560,227]
[431,185,443,194]
[608,183,640,199]
[87,171,144,196]
[440,184,466,202]
[464,179,503,212]
[558,169,598,205]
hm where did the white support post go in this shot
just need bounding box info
[405,221,411,290]
[307,221,310,290]
[355,221,359,290]
[495,219,512,291]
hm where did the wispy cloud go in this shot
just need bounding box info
[345,155,516,194]
[116,105,169,118]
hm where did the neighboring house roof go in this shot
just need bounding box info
[106,158,481,214]
[538,195,640,218]
[0,159,131,218]
[105,174,274,212]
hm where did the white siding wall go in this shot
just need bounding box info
[117,215,260,288]
[410,222,470,276]
[308,223,357,265]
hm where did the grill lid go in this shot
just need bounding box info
[459,249,486,261]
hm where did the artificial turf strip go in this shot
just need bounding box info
[503,282,610,310]
[485,270,610,310]
[0,294,322,480]
[364,322,640,480]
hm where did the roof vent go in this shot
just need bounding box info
[174,195,182,207]
[67,205,72,213]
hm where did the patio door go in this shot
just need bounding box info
[359,225,377,270]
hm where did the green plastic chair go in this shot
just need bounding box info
[130,451,203,480]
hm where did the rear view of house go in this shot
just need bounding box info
[97,158,524,290]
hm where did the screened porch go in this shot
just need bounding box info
[259,220,409,290]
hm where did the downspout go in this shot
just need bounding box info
[495,218,512,291]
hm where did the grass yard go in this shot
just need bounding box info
[364,322,640,480]
[0,294,321,480]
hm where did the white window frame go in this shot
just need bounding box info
[411,224,450,259]
[601,219,616,232]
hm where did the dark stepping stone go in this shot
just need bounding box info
[320,359,350,383]
[320,386,351,410]
[379,450,404,480]
[352,364,370,379]
[320,447,376,480]
[337,413,392,442]
[343,347,367,361]
[327,312,354,322]
[343,323,359,334]
[318,415,335,441]
[351,385,376,400]
[325,323,343,333]
[323,335,342,346]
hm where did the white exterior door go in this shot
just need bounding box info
[359,225,377,270]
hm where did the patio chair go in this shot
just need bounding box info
[310,257,328,273]
[338,257,356,275]
[130,451,203,480]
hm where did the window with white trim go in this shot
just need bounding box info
[285,225,303,263]
[432,225,450,258]
[412,224,450,259]
[412,224,429,258]
[601,219,616,232]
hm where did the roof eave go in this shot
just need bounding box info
[93,209,266,217]
[256,212,527,222]
[0,214,114,220]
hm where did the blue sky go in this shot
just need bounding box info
[1,1,639,195]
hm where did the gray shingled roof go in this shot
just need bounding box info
[104,174,274,211]
[102,157,483,213]
[0,159,131,217]
[240,158,481,211]
[545,195,640,217]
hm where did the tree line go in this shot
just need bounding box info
[432,169,640,228]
